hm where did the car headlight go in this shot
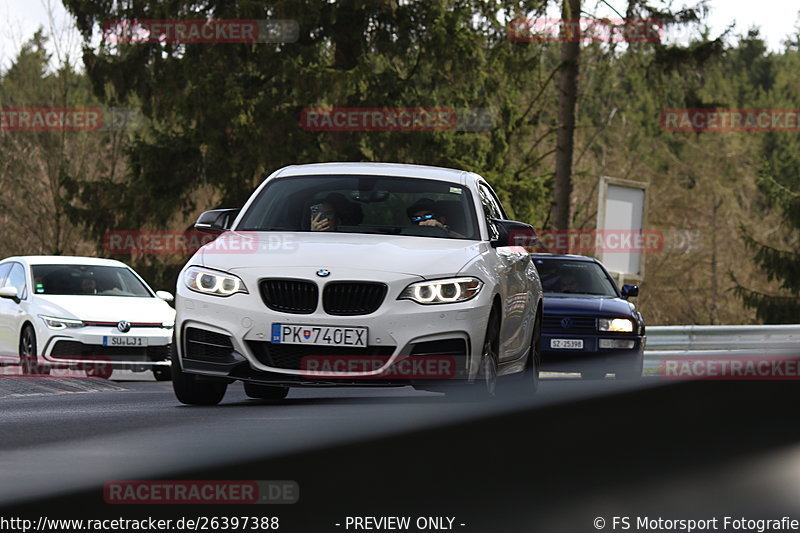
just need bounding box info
[399,277,483,305]
[598,318,634,333]
[184,266,248,297]
[40,315,84,330]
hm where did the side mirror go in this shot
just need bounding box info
[489,219,535,248]
[156,290,174,303]
[621,284,639,299]
[0,286,20,303]
[194,208,240,234]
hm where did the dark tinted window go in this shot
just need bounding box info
[31,265,152,297]
[533,258,618,297]
[237,175,479,240]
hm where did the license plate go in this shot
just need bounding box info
[272,324,367,347]
[550,339,584,349]
[103,336,148,347]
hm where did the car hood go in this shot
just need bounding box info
[198,232,485,278]
[33,295,175,323]
[543,295,636,317]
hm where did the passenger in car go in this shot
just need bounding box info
[406,198,465,238]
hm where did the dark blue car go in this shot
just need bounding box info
[531,254,645,379]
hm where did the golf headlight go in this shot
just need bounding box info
[184,266,248,297]
[598,318,634,333]
[40,315,84,330]
[399,277,483,304]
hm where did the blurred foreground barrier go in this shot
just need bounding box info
[644,325,800,368]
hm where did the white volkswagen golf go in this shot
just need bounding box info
[172,163,543,404]
[0,256,176,379]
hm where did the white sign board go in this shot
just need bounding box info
[596,177,648,280]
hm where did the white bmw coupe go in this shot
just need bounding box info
[172,163,543,404]
[0,256,176,379]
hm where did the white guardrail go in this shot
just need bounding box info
[644,325,800,369]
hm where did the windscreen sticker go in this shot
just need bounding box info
[449,187,462,194]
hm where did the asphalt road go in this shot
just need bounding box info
[0,374,650,504]
[4,375,800,533]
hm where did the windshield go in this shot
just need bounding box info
[533,258,619,297]
[236,175,479,240]
[31,265,153,297]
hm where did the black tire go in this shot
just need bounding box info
[526,311,542,394]
[478,309,500,397]
[243,383,289,400]
[19,324,49,376]
[440,310,500,401]
[171,341,227,405]
[152,366,172,382]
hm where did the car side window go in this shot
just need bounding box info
[0,263,11,287]
[478,183,504,240]
[4,263,27,300]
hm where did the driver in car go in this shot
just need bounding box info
[558,272,580,293]
[407,198,464,238]
[310,193,363,232]
[80,278,98,294]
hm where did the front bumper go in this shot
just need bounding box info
[40,326,172,369]
[540,333,644,372]
[175,270,494,385]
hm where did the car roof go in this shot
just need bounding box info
[1,256,130,267]
[530,253,600,263]
[271,162,474,185]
